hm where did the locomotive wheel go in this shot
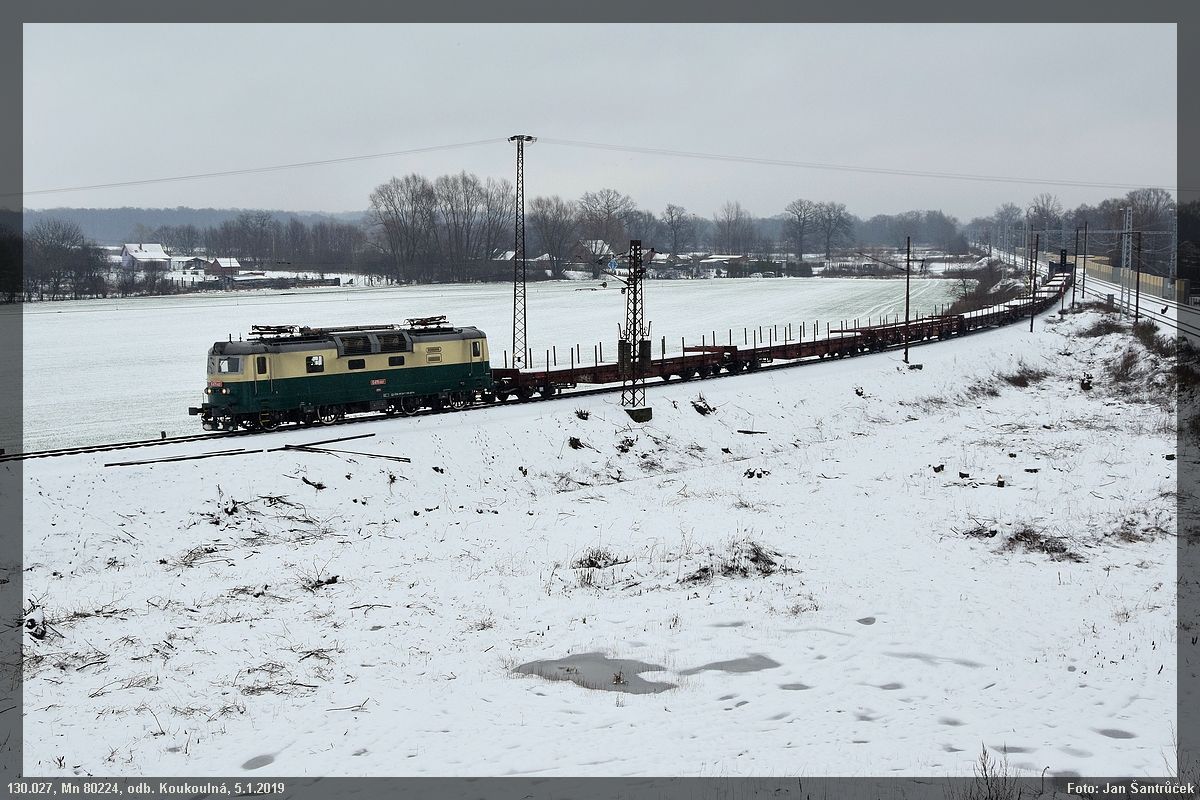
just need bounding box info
[259,413,280,431]
[237,416,259,431]
[398,396,421,416]
[448,392,469,410]
[317,405,343,425]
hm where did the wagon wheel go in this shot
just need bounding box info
[398,396,421,416]
[448,391,469,410]
[678,370,693,381]
[516,387,534,401]
[317,405,342,425]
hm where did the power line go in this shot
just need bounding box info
[537,137,1178,193]
[11,138,509,198]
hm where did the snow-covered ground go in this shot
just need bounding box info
[18,277,960,453]
[17,304,1178,777]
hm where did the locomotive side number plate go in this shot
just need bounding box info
[370,379,387,386]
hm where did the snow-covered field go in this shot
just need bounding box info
[17,304,1178,777]
[17,277,960,452]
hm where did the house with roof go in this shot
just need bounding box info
[571,239,615,267]
[121,243,170,271]
[170,256,207,272]
[205,257,242,277]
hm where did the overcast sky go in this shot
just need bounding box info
[23,23,1176,221]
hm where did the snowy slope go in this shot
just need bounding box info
[18,306,1177,778]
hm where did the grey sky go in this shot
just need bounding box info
[23,23,1176,221]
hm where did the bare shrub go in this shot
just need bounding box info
[999,363,1050,388]
[1132,321,1176,358]
[572,546,623,570]
[1108,348,1140,383]
[1079,316,1126,337]
[946,744,1027,800]
[719,539,783,577]
[1002,525,1082,562]
[691,395,715,415]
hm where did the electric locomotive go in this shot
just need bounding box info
[189,316,493,430]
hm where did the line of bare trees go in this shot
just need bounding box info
[133,211,367,276]
[22,219,109,301]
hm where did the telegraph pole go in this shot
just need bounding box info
[509,134,535,368]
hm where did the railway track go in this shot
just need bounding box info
[4,291,1073,465]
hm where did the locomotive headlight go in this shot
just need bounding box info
[221,388,231,395]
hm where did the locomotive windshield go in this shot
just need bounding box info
[216,356,242,374]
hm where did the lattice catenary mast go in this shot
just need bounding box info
[509,134,535,367]
[619,240,652,422]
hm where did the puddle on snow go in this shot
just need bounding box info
[1096,728,1137,739]
[514,652,676,694]
[780,683,812,691]
[856,616,877,625]
[680,653,781,676]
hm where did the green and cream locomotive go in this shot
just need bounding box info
[189,316,493,430]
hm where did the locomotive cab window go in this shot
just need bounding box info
[348,358,366,370]
[472,341,481,358]
[388,356,405,366]
[217,357,241,374]
[256,356,267,375]
[306,355,324,374]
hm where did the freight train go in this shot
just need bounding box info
[189,274,1070,431]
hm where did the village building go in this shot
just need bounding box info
[120,243,169,271]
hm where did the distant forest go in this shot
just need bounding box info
[1,185,1191,303]
[22,207,365,246]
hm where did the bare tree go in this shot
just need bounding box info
[783,198,818,263]
[1026,193,1063,231]
[434,171,486,281]
[713,201,756,255]
[1125,187,1175,231]
[477,177,515,275]
[815,201,853,259]
[578,188,636,251]
[25,218,90,300]
[367,174,438,282]
[528,195,578,278]
[625,209,660,248]
[661,204,695,254]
